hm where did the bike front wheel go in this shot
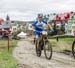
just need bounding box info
[72,40,75,59]
[44,41,52,60]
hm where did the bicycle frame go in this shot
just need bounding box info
[39,32,48,43]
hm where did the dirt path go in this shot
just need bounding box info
[13,40,75,68]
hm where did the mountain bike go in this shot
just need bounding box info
[35,31,52,60]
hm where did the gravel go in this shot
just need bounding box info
[13,40,75,68]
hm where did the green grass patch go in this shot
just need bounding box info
[49,37,75,42]
[0,39,19,68]
[49,38,75,52]
[58,37,75,43]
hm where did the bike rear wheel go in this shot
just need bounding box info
[72,40,75,59]
[44,41,52,60]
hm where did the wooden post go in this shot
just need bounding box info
[8,33,9,51]
[56,37,59,42]
[7,31,10,51]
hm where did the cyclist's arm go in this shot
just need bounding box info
[47,23,53,30]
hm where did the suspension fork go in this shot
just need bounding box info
[37,34,43,49]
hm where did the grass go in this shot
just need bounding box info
[0,39,19,68]
[58,37,75,43]
[49,37,75,42]
[49,38,75,52]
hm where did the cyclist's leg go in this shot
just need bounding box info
[35,30,43,50]
[34,30,42,56]
[36,30,44,50]
[40,30,45,50]
[34,30,39,39]
[34,30,44,49]
[34,30,40,45]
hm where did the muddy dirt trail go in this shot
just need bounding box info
[13,40,75,68]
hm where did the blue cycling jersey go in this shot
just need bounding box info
[32,20,47,31]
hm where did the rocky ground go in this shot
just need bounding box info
[13,39,75,68]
